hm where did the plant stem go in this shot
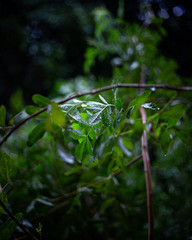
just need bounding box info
[140,66,154,240]
[48,155,142,203]
[0,83,192,147]
[0,199,38,240]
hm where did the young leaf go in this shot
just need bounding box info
[32,94,51,107]
[99,94,108,104]
[75,140,86,162]
[0,105,6,127]
[81,112,88,119]
[27,122,46,147]
[0,152,12,181]
[72,123,81,129]
[87,138,93,156]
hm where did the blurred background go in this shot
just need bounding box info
[0,1,192,239]
[0,0,192,112]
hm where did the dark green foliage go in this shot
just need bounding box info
[0,7,192,240]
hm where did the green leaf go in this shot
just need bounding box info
[32,94,51,107]
[89,128,97,141]
[0,191,8,214]
[81,112,88,119]
[99,94,108,104]
[25,105,41,115]
[160,130,171,154]
[87,101,105,110]
[167,105,187,128]
[64,166,84,176]
[25,105,46,118]
[84,47,99,73]
[89,111,102,125]
[0,105,6,127]
[68,110,81,122]
[129,91,151,108]
[71,130,86,140]
[161,104,187,129]
[102,108,111,126]
[50,102,67,127]
[27,122,46,147]
[115,98,122,111]
[118,138,132,157]
[176,131,190,145]
[72,123,81,129]
[100,197,116,212]
[113,146,123,158]
[87,138,93,156]
[75,140,86,162]
[121,138,133,150]
[0,152,12,181]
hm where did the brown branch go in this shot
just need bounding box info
[0,83,191,147]
[0,199,38,240]
[30,155,142,223]
[47,155,142,204]
[140,66,154,240]
[112,154,142,177]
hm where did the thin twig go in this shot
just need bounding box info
[44,155,142,204]
[0,199,38,240]
[30,155,142,223]
[0,83,192,147]
[140,66,154,240]
[112,154,142,176]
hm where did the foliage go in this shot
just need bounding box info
[0,7,192,240]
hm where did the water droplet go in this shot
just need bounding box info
[150,87,156,92]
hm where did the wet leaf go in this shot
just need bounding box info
[27,122,46,147]
[75,140,86,162]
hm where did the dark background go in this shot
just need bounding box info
[0,0,191,108]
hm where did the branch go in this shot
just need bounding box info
[48,155,142,203]
[0,199,38,240]
[140,66,154,240]
[0,83,192,146]
[30,155,142,223]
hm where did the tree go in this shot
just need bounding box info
[0,7,192,240]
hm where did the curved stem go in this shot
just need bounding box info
[0,83,192,147]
